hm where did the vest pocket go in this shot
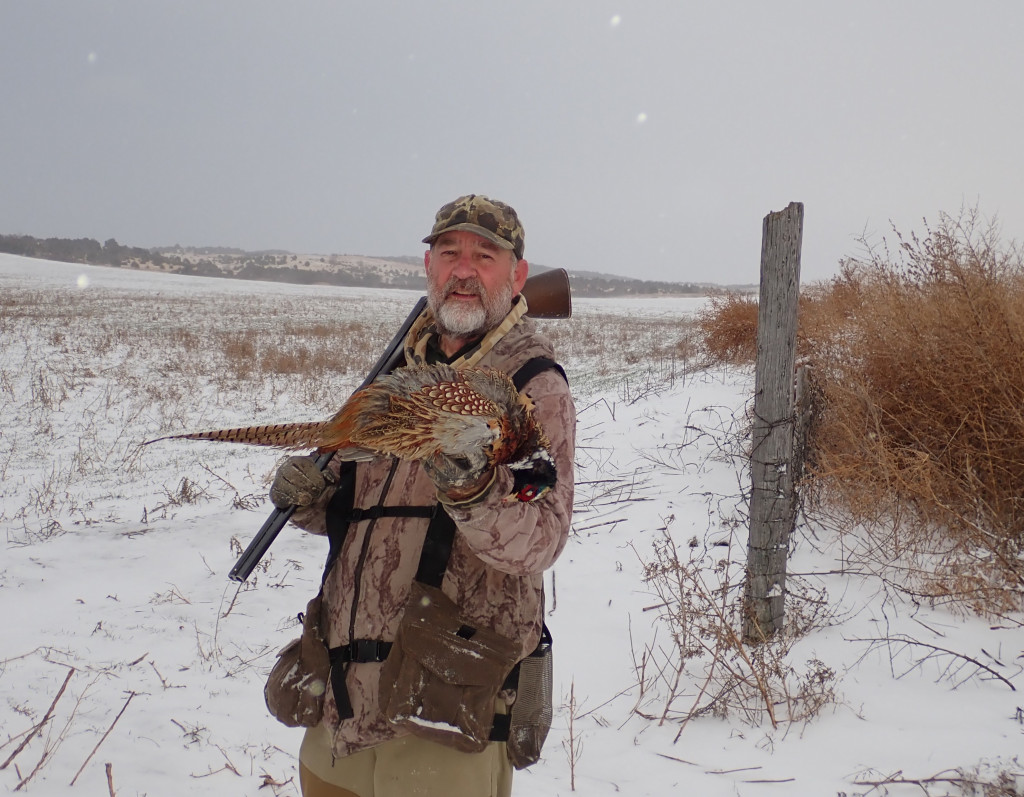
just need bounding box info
[379,582,520,752]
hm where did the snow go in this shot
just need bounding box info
[2,254,1022,796]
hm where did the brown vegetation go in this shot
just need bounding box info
[696,209,1024,612]
[694,293,759,365]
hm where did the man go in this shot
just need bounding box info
[269,195,575,797]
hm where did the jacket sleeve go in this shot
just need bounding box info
[441,368,575,576]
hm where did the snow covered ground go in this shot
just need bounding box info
[1,254,1021,796]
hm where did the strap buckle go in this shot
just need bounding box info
[330,639,392,664]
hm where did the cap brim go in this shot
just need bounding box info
[422,223,515,251]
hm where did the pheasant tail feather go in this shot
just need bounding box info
[146,421,328,450]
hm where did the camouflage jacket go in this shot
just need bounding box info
[290,303,575,758]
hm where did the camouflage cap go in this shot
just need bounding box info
[422,194,525,260]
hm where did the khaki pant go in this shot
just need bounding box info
[299,723,513,797]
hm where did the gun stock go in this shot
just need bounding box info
[229,268,571,582]
[522,267,572,319]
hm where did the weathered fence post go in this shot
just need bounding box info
[744,201,804,643]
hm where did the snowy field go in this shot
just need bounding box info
[1,254,1021,796]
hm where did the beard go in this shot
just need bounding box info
[428,274,514,340]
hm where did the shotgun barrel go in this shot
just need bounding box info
[229,268,570,581]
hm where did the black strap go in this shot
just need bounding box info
[321,355,565,733]
[511,356,567,392]
[323,461,358,585]
[329,639,393,664]
[414,509,457,588]
[348,505,436,522]
[498,623,552,690]
[322,355,566,584]
[489,713,511,742]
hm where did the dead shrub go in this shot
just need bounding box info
[222,331,258,380]
[633,521,838,735]
[802,209,1024,610]
[694,293,758,364]
[694,288,854,369]
[691,209,1024,610]
[222,331,257,362]
[260,345,311,375]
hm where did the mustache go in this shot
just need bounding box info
[442,277,484,299]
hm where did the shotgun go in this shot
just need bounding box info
[229,267,572,582]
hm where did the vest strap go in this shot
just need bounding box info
[320,356,566,734]
[329,639,393,664]
[347,505,436,522]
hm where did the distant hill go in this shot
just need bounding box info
[0,233,742,296]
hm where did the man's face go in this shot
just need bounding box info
[424,230,528,341]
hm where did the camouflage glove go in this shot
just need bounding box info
[270,456,329,509]
[422,448,495,506]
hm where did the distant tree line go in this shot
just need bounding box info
[232,262,427,290]
[0,234,169,268]
[0,233,713,296]
[565,273,708,296]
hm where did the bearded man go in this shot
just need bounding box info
[268,195,576,797]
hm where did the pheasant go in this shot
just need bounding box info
[147,363,557,501]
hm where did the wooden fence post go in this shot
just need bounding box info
[744,201,804,643]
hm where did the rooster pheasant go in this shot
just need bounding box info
[147,363,557,500]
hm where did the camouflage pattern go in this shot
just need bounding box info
[422,195,526,260]
[290,309,574,760]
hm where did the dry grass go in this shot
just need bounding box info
[536,310,699,407]
[0,276,704,538]
[695,208,1024,612]
[0,285,411,536]
[806,213,1024,610]
[693,293,759,365]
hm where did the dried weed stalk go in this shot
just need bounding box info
[634,520,837,738]
[561,680,583,792]
[852,757,1024,796]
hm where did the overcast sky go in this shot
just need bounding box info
[3,2,1022,285]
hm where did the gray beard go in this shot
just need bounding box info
[435,302,487,337]
[429,277,513,340]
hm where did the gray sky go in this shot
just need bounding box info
[3,2,1022,285]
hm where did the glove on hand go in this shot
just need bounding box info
[422,448,494,505]
[270,456,329,509]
